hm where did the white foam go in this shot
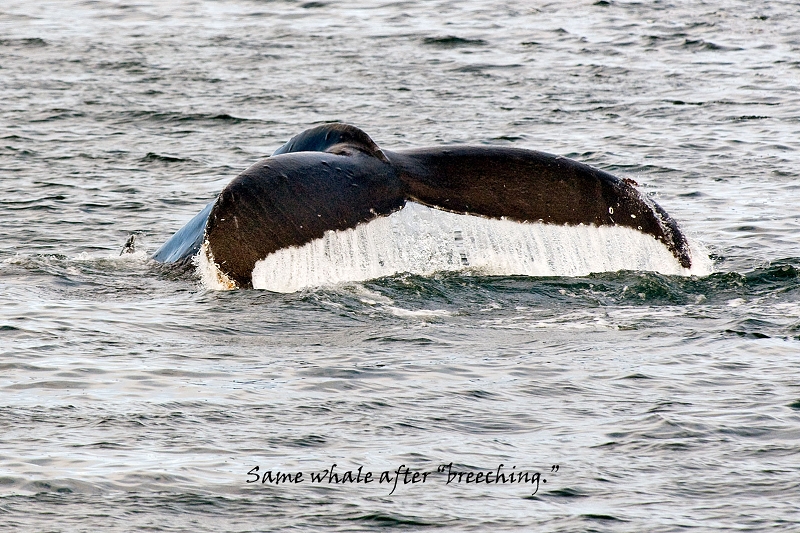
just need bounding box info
[238,202,712,293]
[195,241,236,290]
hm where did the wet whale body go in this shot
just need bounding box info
[153,123,693,289]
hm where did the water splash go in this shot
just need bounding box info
[235,203,713,293]
[195,241,236,290]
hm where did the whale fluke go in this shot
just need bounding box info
[152,124,696,289]
[386,146,690,266]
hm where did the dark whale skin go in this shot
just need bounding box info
[152,124,691,287]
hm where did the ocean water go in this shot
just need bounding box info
[2,0,800,531]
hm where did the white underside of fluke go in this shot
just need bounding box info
[199,202,711,292]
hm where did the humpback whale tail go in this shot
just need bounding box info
[153,124,706,291]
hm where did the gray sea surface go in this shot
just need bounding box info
[2,0,800,531]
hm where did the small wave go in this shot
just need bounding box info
[115,110,264,125]
[422,36,488,48]
[29,108,86,123]
[679,39,743,52]
[347,512,434,527]
[140,152,193,163]
[0,37,47,47]
[1,250,151,284]
[451,63,522,73]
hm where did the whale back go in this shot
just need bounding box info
[272,123,388,162]
[151,200,214,265]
